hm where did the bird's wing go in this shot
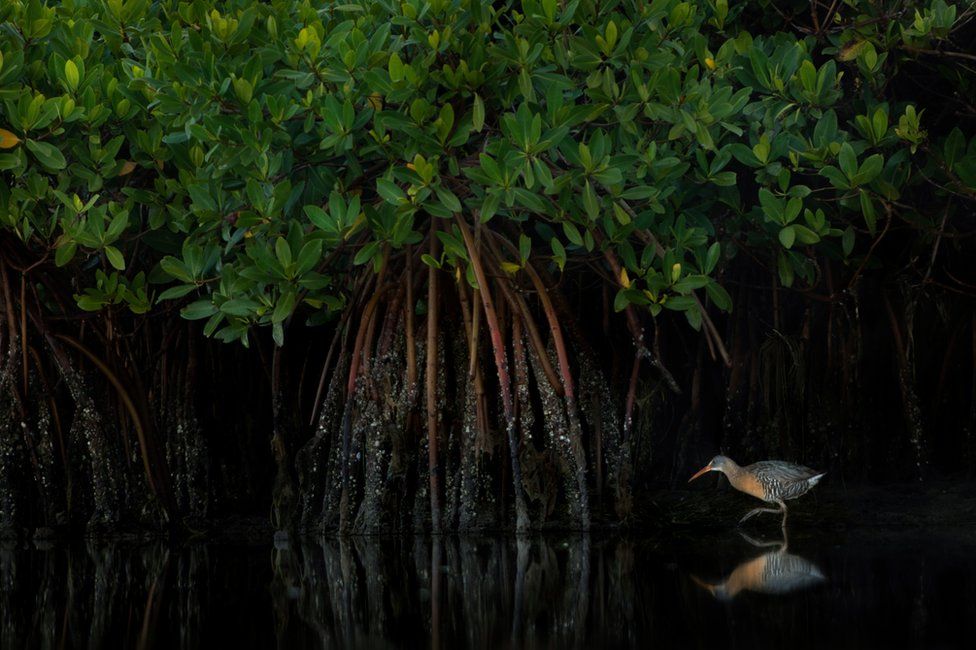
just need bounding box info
[748,461,822,483]
[758,552,826,594]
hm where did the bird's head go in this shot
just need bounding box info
[688,455,731,483]
[691,575,733,602]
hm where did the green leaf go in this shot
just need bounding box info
[377,178,405,204]
[107,210,129,239]
[872,108,887,142]
[612,203,631,225]
[550,238,566,271]
[859,190,877,234]
[64,59,80,91]
[673,275,710,292]
[104,246,125,270]
[272,291,297,323]
[792,225,820,245]
[711,171,737,186]
[705,282,732,312]
[0,152,22,170]
[160,256,193,282]
[784,197,802,223]
[25,139,66,170]
[158,284,197,301]
[851,154,883,187]
[758,188,781,222]
[275,237,292,268]
[354,240,380,266]
[472,93,485,132]
[203,313,224,337]
[186,184,216,212]
[582,181,600,220]
[55,241,77,267]
[705,242,721,274]
[695,122,714,151]
[435,186,462,213]
[798,60,816,90]
[838,142,857,179]
[944,128,965,171]
[519,234,531,264]
[388,52,404,82]
[778,226,796,249]
[663,296,696,311]
[220,298,260,317]
[76,294,105,311]
[777,252,794,287]
[182,300,217,320]
[749,47,771,88]
[304,205,332,231]
[842,226,855,256]
[296,239,323,274]
[613,289,630,312]
[605,20,618,52]
[563,222,584,246]
[436,230,468,260]
[481,192,500,222]
[838,39,869,62]
[819,165,850,189]
[514,188,547,213]
[729,143,761,167]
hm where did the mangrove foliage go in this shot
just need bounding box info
[1,0,975,535]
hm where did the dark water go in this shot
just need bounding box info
[2,529,974,649]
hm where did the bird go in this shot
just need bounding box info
[687,455,825,527]
[692,530,825,600]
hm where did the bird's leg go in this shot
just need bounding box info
[738,506,782,525]
[778,500,788,530]
[738,529,785,550]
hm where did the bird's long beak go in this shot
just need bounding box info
[688,463,714,483]
[690,575,716,593]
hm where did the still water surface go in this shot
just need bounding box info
[1,529,973,649]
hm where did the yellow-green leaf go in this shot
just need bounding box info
[838,40,868,62]
[65,59,80,91]
[388,52,404,82]
[500,261,521,275]
[104,245,125,270]
[605,20,618,52]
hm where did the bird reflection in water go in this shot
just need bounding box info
[693,530,826,601]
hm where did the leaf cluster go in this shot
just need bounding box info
[1,0,973,342]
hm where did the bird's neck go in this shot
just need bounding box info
[718,459,743,480]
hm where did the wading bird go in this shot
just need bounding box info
[688,455,825,527]
[692,530,826,600]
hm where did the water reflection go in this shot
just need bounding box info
[271,535,597,649]
[1,531,974,648]
[692,531,826,600]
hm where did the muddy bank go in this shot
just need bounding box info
[7,480,976,543]
[643,480,976,533]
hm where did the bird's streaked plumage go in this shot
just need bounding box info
[688,455,825,526]
[693,531,826,600]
